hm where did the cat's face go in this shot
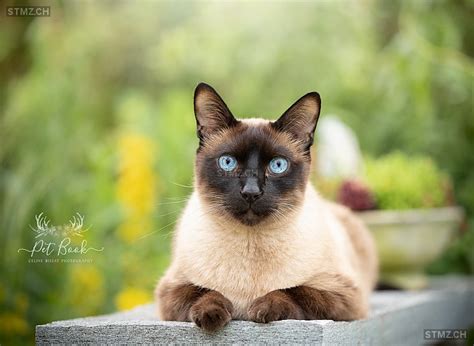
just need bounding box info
[193,83,321,226]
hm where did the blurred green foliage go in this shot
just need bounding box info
[364,152,450,209]
[427,224,474,275]
[0,0,473,344]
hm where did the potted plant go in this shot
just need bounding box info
[336,152,464,289]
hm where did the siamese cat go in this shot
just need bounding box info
[155,83,378,332]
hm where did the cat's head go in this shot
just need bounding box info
[193,83,321,227]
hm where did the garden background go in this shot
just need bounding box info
[0,0,473,344]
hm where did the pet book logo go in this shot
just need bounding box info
[18,212,104,263]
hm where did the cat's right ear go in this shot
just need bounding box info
[194,83,238,145]
[272,92,321,153]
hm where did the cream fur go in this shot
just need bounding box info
[157,182,378,320]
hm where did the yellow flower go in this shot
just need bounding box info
[69,265,104,314]
[74,265,102,287]
[115,287,151,311]
[117,219,152,244]
[0,312,28,335]
[116,133,157,243]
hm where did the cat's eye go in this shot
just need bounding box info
[218,155,238,171]
[268,157,289,174]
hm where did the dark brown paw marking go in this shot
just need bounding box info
[189,292,233,332]
[248,290,304,323]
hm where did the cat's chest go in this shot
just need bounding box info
[177,227,316,317]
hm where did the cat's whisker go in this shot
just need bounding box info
[170,181,194,189]
[138,201,223,242]
[154,208,185,218]
[137,217,181,240]
[155,199,189,206]
[162,195,190,201]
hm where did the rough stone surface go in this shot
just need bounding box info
[36,276,474,345]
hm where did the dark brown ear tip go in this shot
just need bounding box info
[304,91,321,105]
[195,82,215,96]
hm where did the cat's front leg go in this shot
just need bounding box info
[283,284,365,321]
[156,281,233,332]
[247,290,305,323]
[248,281,365,322]
[189,290,234,332]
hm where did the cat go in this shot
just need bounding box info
[155,82,378,332]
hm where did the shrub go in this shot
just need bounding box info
[364,152,451,210]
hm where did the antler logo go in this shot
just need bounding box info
[18,212,104,262]
[31,212,89,238]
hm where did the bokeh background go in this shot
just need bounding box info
[0,0,473,344]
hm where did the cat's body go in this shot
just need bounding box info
[158,182,377,319]
[155,84,378,332]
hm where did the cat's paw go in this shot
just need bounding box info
[189,292,233,332]
[248,290,304,323]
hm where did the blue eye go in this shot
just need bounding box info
[269,157,288,174]
[218,155,237,171]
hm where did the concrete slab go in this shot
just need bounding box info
[36,276,474,345]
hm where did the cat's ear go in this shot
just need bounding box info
[272,92,321,151]
[194,83,238,144]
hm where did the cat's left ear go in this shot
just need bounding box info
[272,92,321,152]
[194,83,238,145]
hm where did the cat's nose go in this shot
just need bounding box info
[241,181,263,203]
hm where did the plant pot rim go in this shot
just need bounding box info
[356,206,464,225]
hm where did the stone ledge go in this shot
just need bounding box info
[36,276,474,345]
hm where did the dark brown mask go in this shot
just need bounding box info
[193,83,321,226]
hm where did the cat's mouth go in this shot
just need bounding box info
[232,205,270,226]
